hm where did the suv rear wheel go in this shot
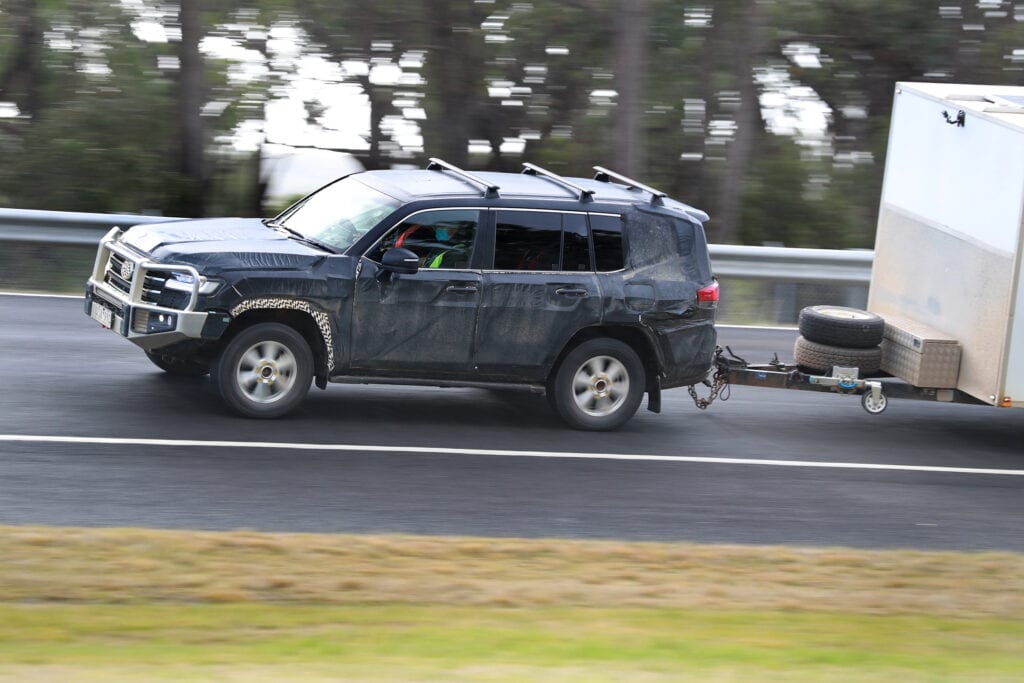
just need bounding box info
[551,338,645,431]
[212,322,313,418]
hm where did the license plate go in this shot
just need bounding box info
[90,302,114,329]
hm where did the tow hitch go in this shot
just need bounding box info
[686,346,739,410]
[687,346,887,415]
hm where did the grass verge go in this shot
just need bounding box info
[1,525,1022,681]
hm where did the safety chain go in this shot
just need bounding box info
[687,366,731,410]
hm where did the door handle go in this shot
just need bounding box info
[555,287,588,297]
[445,284,478,293]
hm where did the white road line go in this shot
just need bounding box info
[1,434,1021,476]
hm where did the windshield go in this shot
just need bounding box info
[276,176,401,251]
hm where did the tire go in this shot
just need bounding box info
[550,338,645,431]
[861,390,888,415]
[211,323,314,418]
[798,306,884,348]
[793,336,882,375]
[145,350,209,378]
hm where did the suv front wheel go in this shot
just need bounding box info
[551,338,645,431]
[212,322,314,418]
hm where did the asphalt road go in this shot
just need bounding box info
[2,293,1023,551]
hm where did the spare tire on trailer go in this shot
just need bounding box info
[798,305,884,348]
[793,336,882,375]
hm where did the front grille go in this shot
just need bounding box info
[104,253,133,295]
[141,272,167,304]
[103,254,191,311]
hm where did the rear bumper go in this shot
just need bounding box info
[648,318,717,388]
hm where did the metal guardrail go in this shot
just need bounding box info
[0,208,180,246]
[710,244,873,284]
[0,207,875,285]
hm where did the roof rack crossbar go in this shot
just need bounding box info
[592,166,667,205]
[521,162,594,202]
[426,157,500,198]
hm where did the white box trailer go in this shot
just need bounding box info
[695,82,1024,414]
[868,82,1024,409]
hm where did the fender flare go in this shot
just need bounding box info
[230,298,336,372]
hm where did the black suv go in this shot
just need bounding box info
[85,160,718,430]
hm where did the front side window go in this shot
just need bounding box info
[276,177,401,252]
[372,209,479,269]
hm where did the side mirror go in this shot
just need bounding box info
[381,247,419,275]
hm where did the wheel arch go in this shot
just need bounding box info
[548,325,663,392]
[225,299,334,388]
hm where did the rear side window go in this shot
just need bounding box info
[590,214,624,272]
[490,210,616,272]
[493,211,563,271]
[562,213,591,271]
[626,205,712,282]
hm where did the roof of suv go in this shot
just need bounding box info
[355,168,710,223]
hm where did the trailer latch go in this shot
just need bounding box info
[942,109,965,127]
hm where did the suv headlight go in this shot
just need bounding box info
[165,271,223,295]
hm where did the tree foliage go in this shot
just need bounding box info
[0,0,1020,243]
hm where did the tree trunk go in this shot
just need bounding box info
[248,144,268,217]
[177,0,206,216]
[712,0,764,245]
[423,0,477,167]
[613,0,650,176]
[362,75,388,170]
[0,0,44,119]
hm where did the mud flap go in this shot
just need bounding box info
[646,377,662,413]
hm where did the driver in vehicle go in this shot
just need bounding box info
[426,222,472,269]
[391,220,473,269]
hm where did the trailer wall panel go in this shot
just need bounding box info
[1005,244,1024,403]
[879,87,1024,255]
[870,206,1012,403]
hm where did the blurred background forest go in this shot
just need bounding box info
[0,0,1021,248]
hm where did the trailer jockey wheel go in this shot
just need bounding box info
[861,390,888,415]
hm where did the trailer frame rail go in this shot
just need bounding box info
[693,347,988,415]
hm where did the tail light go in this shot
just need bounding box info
[697,280,719,303]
